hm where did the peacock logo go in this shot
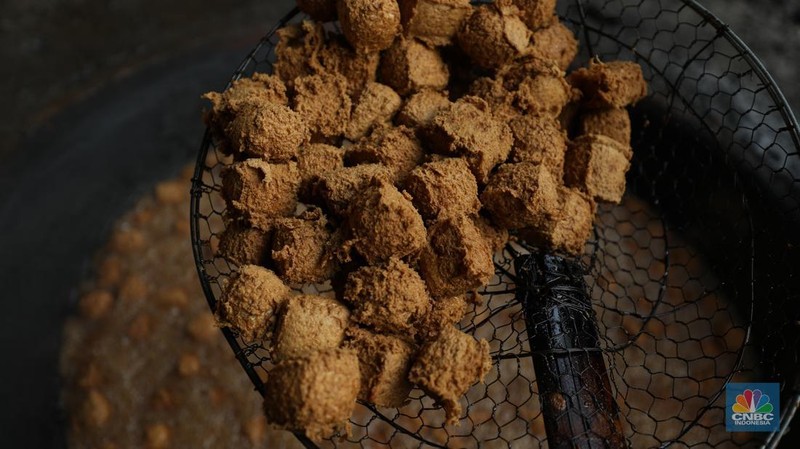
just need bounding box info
[726,383,779,432]
[732,389,773,414]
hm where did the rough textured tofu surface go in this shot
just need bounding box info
[568,60,648,109]
[408,325,492,424]
[344,257,432,335]
[420,215,495,298]
[346,179,428,264]
[272,295,350,361]
[564,133,633,203]
[263,349,360,441]
[221,160,301,229]
[345,326,416,407]
[480,162,561,230]
[216,265,290,342]
[405,157,480,220]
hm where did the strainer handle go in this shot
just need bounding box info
[515,253,627,449]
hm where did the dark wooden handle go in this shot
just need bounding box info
[515,253,627,449]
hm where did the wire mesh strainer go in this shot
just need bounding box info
[190,0,800,447]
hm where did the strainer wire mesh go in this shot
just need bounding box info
[190,1,800,447]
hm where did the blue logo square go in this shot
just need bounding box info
[726,383,780,432]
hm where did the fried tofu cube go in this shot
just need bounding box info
[408,325,492,424]
[577,107,632,146]
[272,295,351,361]
[467,76,522,123]
[456,3,531,70]
[507,0,557,30]
[221,160,301,229]
[216,265,291,342]
[520,187,596,255]
[345,327,415,407]
[271,209,339,284]
[347,179,427,264]
[318,35,381,97]
[346,125,425,182]
[568,60,648,109]
[480,162,561,230]
[224,103,310,162]
[416,295,470,340]
[422,97,513,184]
[420,215,495,298]
[474,215,509,253]
[291,73,351,142]
[380,37,450,96]
[337,0,401,53]
[404,157,480,220]
[395,89,452,128]
[273,21,326,85]
[263,349,360,441]
[564,134,633,203]
[530,21,579,71]
[217,220,272,267]
[500,57,571,117]
[346,82,403,140]
[398,0,472,47]
[297,143,345,195]
[310,164,392,217]
[509,114,568,179]
[344,257,432,335]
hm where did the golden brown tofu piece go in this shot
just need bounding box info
[395,89,452,128]
[564,133,633,203]
[344,257,432,335]
[223,102,310,162]
[474,215,509,253]
[271,209,339,284]
[310,164,392,217]
[520,186,596,255]
[420,215,495,298]
[273,21,326,85]
[337,0,401,53]
[263,349,360,441]
[379,37,450,96]
[217,220,272,267]
[530,21,579,71]
[416,295,470,340]
[291,73,351,142]
[346,82,403,140]
[346,179,428,264]
[480,162,561,230]
[345,327,415,407]
[505,0,557,30]
[500,57,571,117]
[272,295,350,361]
[408,325,492,424]
[456,3,530,70]
[568,60,648,109]
[422,97,513,184]
[467,76,522,123]
[297,0,337,22]
[318,35,381,97]
[509,114,568,179]
[346,125,425,182]
[577,107,632,146]
[297,143,345,190]
[404,157,480,220]
[221,160,301,229]
[398,0,472,47]
[203,73,288,145]
[216,265,290,342]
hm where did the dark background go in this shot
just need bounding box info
[0,0,797,447]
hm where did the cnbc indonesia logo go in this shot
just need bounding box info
[726,383,779,432]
